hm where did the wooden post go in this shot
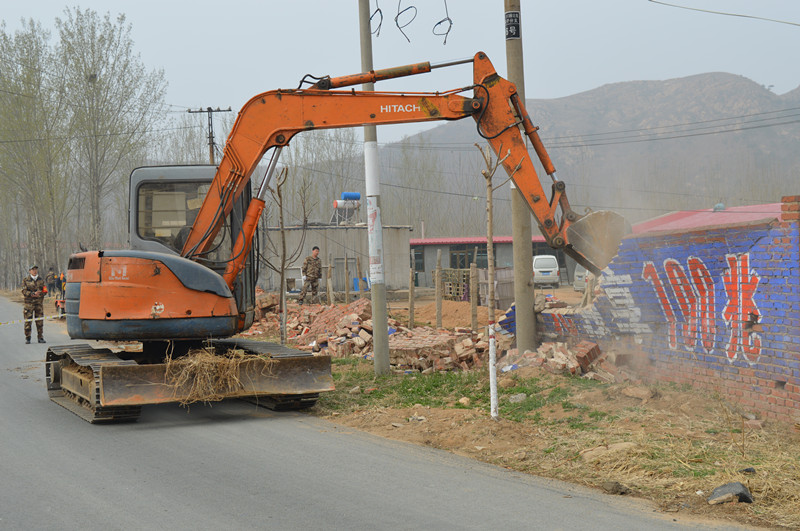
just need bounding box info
[356,256,364,297]
[327,253,334,305]
[435,249,442,329]
[408,250,415,329]
[470,262,478,331]
[344,254,351,304]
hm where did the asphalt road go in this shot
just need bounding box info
[0,296,740,530]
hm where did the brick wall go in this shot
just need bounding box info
[539,196,800,422]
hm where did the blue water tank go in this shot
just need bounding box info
[341,192,361,201]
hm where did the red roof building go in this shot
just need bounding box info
[632,203,781,234]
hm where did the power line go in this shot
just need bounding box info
[544,106,800,141]
[311,105,800,151]
[0,125,201,145]
[550,117,800,148]
[380,116,799,151]
[285,159,779,211]
[648,0,800,27]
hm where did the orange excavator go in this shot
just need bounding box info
[45,52,628,422]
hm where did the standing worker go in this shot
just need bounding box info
[45,267,56,298]
[59,272,66,299]
[298,246,322,305]
[21,265,47,344]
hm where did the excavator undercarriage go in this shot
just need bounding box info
[46,341,333,423]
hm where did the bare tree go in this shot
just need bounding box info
[381,135,447,230]
[0,20,73,274]
[55,8,167,249]
[261,167,314,343]
[476,143,518,321]
[282,128,361,223]
[152,111,237,166]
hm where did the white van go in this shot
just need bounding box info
[532,255,560,288]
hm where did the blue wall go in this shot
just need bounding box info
[539,219,800,420]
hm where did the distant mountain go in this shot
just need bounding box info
[373,72,800,237]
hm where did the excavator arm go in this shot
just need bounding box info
[182,52,628,280]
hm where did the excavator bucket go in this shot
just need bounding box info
[566,210,632,275]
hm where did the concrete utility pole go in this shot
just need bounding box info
[188,106,232,164]
[504,0,537,354]
[358,0,390,375]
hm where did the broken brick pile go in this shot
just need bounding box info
[297,299,514,373]
[497,340,632,383]
[290,297,373,346]
[243,291,365,340]
[245,292,628,379]
[245,295,516,373]
[387,327,501,373]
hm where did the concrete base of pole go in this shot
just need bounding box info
[489,322,498,420]
[371,283,390,375]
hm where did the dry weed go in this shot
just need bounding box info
[164,347,273,406]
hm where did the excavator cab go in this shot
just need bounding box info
[128,165,257,332]
[63,166,256,346]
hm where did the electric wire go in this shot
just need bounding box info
[0,124,202,145]
[648,0,800,27]
[370,0,383,36]
[432,0,453,44]
[394,0,417,42]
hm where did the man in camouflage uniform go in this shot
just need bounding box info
[298,246,322,305]
[21,265,47,344]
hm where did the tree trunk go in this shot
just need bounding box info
[486,175,495,325]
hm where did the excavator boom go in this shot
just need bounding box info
[183,52,628,280]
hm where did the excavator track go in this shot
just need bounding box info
[46,344,142,423]
[45,340,333,423]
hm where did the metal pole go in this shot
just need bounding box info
[409,249,415,330]
[435,249,443,329]
[505,0,537,354]
[207,108,214,164]
[359,0,390,375]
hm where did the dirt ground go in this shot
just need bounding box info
[325,390,793,529]
[325,287,800,530]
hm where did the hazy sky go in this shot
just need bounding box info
[3,1,799,142]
